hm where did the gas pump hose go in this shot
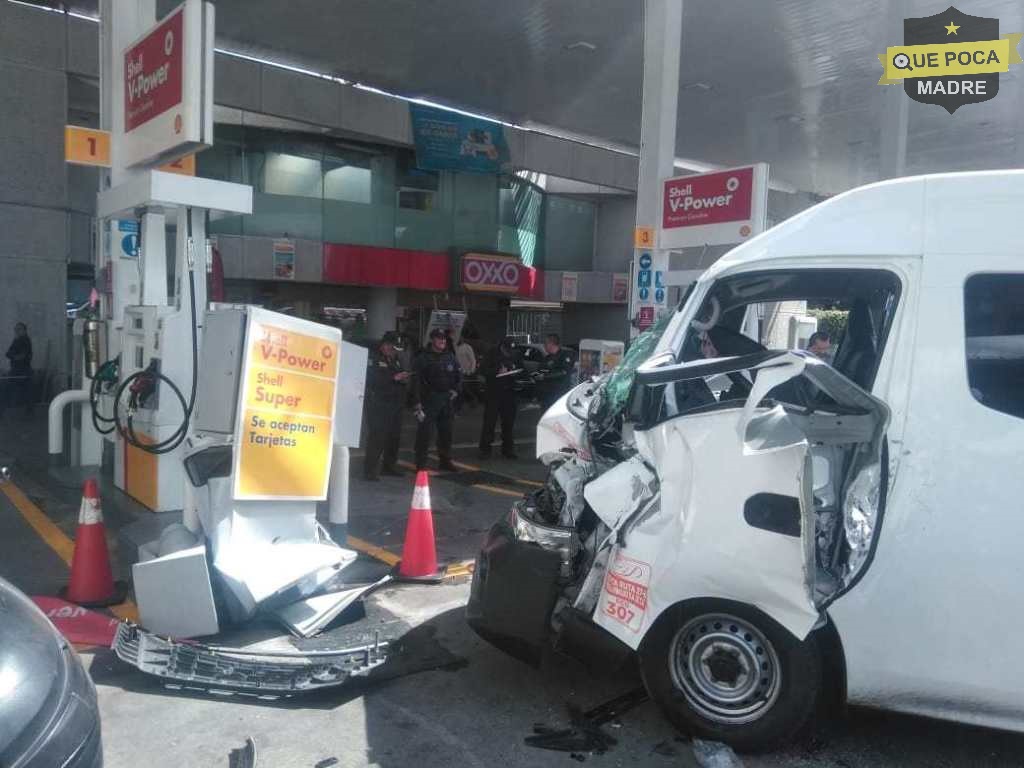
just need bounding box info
[88,358,119,436]
[112,207,200,455]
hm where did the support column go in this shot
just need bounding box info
[879,0,908,179]
[628,0,683,339]
[366,288,398,340]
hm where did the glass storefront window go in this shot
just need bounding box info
[198,124,573,263]
[263,153,323,198]
[543,196,594,271]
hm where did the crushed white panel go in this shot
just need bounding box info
[273,576,391,638]
[552,458,593,526]
[583,455,657,530]
[214,539,357,620]
[132,544,219,638]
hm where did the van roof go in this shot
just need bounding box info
[708,169,1024,279]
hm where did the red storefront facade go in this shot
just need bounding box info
[322,243,545,300]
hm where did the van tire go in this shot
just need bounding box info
[638,599,822,753]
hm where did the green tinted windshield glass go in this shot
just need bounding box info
[596,313,673,417]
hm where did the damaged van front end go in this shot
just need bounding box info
[468,342,889,748]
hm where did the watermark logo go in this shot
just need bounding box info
[877,6,1022,113]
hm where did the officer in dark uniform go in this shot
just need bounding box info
[363,332,410,481]
[413,328,461,471]
[535,333,576,410]
[478,336,522,460]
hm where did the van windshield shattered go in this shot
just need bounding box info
[589,313,672,429]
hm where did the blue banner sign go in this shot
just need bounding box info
[409,104,509,173]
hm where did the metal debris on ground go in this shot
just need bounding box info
[314,758,339,768]
[271,575,392,638]
[692,739,745,768]
[112,622,388,693]
[227,736,257,768]
[524,688,649,755]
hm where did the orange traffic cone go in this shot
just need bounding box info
[396,471,445,583]
[61,479,126,607]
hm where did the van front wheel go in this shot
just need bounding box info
[638,600,822,752]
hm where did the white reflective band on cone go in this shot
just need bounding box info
[79,497,103,525]
[412,484,431,511]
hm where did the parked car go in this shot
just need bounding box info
[468,170,1024,750]
[0,576,102,767]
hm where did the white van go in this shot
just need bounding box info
[467,171,1024,750]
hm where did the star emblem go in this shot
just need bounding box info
[945,20,960,35]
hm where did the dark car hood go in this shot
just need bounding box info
[0,577,66,758]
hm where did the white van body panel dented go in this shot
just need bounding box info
[592,406,819,649]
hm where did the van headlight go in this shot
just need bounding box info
[508,503,575,570]
[843,464,881,575]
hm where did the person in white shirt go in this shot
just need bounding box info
[455,334,478,409]
[456,337,477,376]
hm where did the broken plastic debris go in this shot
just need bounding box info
[524,688,648,755]
[272,575,391,638]
[692,739,745,768]
[227,737,257,768]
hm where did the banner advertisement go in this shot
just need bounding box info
[273,239,295,280]
[612,273,629,303]
[233,309,341,500]
[561,272,579,302]
[409,103,509,173]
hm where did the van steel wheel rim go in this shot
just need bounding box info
[669,613,782,725]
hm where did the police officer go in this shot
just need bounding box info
[363,332,410,481]
[413,328,461,472]
[535,333,575,410]
[478,336,522,460]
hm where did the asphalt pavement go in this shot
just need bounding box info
[2,405,1024,767]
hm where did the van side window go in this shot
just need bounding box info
[964,274,1024,419]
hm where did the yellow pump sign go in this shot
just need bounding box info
[233,309,341,500]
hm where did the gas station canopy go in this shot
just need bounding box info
[47,0,1024,193]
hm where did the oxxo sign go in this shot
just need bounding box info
[460,253,522,294]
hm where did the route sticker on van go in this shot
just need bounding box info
[601,551,651,633]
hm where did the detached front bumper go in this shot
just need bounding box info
[112,622,388,693]
[466,503,573,665]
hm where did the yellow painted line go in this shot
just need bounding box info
[346,535,401,567]
[1,482,75,566]
[444,561,475,578]
[472,484,523,498]
[1,480,140,622]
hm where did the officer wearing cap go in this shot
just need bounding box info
[413,327,462,471]
[363,332,410,481]
[478,336,522,460]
